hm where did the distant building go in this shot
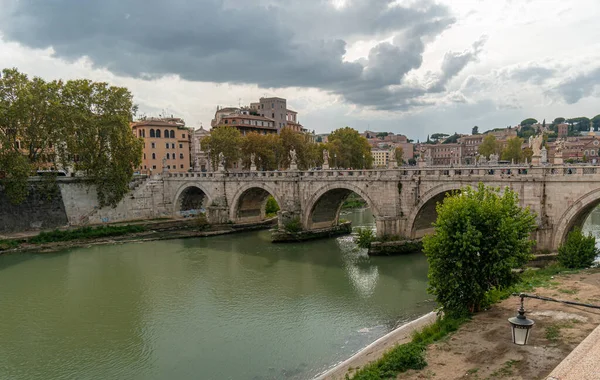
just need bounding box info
[371,148,391,168]
[191,126,210,171]
[131,117,191,173]
[425,143,463,166]
[558,123,569,138]
[219,110,278,135]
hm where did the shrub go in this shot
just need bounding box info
[195,213,210,230]
[355,228,375,248]
[423,183,537,315]
[558,227,599,269]
[283,218,302,233]
[265,196,280,217]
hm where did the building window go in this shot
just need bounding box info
[180,164,184,169]
[156,129,161,138]
[166,143,169,148]
[179,143,183,148]
[182,134,186,138]
[172,143,175,149]
[272,113,275,118]
[170,130,175,138]
[152,153,156,159]
[152,165,156,169]
[142,129,145,138]
[180,153,184,159]
[151,142,155,148]
[143,153,146,159]
[167,165,170,169]
[150,129,155,137]
[144,165,147,169]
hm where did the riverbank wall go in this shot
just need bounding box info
[0,218,276,255]
[272,222,352,243]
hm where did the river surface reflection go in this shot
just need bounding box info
[0,209,432,380]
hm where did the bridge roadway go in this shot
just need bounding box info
[82,164,600,251]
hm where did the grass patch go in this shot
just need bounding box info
[28,225,146,244]
[489,360,521,378]
[558,288,578,295]
[0,239,21,251]
[347,315,467,380]
[545,324,561,343]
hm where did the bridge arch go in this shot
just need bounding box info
[229,183,283,223]
[406,183,463,238]
[303,183,379,230]
[173,182,213,217]
[553,188,600,250]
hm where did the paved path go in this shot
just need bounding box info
[546,322,600,380]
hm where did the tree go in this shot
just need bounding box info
[558,227,599,269]
[430,133,449,144]
[501,137,524,162]
[240,132,281,171]
[472,126,479,135]
[517,125,536,139]
[423,184,537,315]
[553,117,566,125]
[442,133,460,144]
[0,69,142,207]
[520,118,538,127]
[522,147,533,163]
[326,127,373,169]
[591,115,600,130]
[60,79,143,207]
[478,134,499,158]
[202,126,242,170]
[395,147,404,166]
[567,117,591,132]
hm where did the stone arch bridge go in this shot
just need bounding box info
[97,165,600,252]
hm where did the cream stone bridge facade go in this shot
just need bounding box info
[66,165,600,251]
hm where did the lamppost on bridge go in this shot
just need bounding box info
[334,153,337,169]
[362,154,365,169]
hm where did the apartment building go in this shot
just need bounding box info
[131,117,191,173]
[191,126,211,171]
[220,110,278,135]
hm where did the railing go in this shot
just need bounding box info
[162,165,600,180]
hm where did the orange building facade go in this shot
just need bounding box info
[131,118,191,174]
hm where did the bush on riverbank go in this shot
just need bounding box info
[355,228,375,248]
[28,225,146,244]
[424,183,537,315]
[265,196,280,217]
[557,227,599,269]
[348,315,466,380]
[0,239,20,251]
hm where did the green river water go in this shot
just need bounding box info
[0,209,433,380]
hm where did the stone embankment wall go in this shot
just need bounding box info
[0,183,68,232]
[0,176,170,233]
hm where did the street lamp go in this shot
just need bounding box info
[334,153,337,169]
[508,294,534,345]
[508,293,600,346]
[362,154,365,169]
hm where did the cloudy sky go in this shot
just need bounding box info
[1,0,599,140]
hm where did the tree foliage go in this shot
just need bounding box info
[395,147,404,166]
[430,133,449,143]
[423,184,537,315]
[520,118,538,127]
[325,127,373,169]
[557,227,598,269]
[0,68,142,207]
[471,126,479,135]
[478,134,499,158]
[201,126,243,170]
[442,133,460,144]
[501,137,524,163]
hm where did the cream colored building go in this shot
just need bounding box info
[372,148,391,167]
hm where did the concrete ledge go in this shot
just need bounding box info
[315,311,437,380]
[546,322,600,380]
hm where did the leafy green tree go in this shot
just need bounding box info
[501,137,524,162]
[517,125,536,139]
[60,79,143,207]
[553,117,566,125]
[478,134,499,158]
[0,151,31,204]
[472,126,479,135]
[520,118,538,127]
[423,184,537,315]
[557,227,599,269]
[202,126,242,170]
[265,196,280,217]
[240,132,281,171]
[395,147,404,166]
[326,127,373,169]
[567,117,591,132]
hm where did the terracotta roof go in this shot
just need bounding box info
[132,120,187,129]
